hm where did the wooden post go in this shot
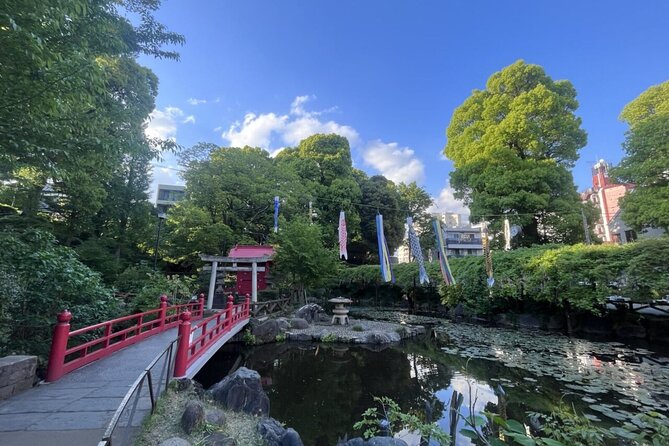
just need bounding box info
[245,294,251,317]
[46,310,72,382]
[174,311,192,378]
[207,260,218,310]
[159,295,168,331]
[198,293,205,318]
[251,261,258,303]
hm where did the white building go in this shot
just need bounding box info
[156,184,185,213]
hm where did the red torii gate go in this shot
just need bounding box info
[200,245,274,309]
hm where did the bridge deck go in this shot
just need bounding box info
[1,326,184,446]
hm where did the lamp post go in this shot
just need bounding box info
[153,212,167,270]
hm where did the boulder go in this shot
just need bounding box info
[287,332,311,342]
[158,438,191,446]
[181,400,205,434]
[289,318,309,329]
[208,367,270,416]
[363,332,401,344]
[172,377,193,392]
[281,428,304,446]
[205,433,237,446]
[275,318,291,331]
[205,408,226,427]
[294,304,325,323]
[252,320,285,344]
[257,417,304,446]
[257,417,286,446]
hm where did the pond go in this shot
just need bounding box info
[195,321,669,445]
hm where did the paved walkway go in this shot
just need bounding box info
[0,328,179,446]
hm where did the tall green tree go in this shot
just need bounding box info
[182,146,308,244]
[614,80,669,231]
[356,172,405,261]
[444,60,589,245]
[273,219,338,304]
[0,1,183,214]
[276,134,362,246]
[397,182,434,252]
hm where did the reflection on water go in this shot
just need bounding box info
[195,329,669,446]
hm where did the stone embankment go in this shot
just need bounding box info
[248,304,426,345]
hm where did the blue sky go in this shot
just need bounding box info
[141,0,669,212]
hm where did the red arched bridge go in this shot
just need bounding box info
[0,294,251,446]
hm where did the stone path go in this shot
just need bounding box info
[0,328,179,446]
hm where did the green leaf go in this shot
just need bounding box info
[505,419,526,434]
[459,429,480,440]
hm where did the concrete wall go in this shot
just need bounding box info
[0,356,37,400]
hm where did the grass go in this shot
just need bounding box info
[134,383,264,446]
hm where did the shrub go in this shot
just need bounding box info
[321,332,338,343]
[0,229,119,361]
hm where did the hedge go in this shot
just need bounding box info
[332,237,669,316]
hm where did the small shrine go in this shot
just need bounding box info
[200,245,275,309]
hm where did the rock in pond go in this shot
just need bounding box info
[257,417,304,446]
[208,367,270,416]
[181,400,205,434]
[252,319,286,343]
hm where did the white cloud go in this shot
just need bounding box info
[213,126,222,132]
[183,115,196,124]
[222,112,287,148]
[221,96,358,149]
[145,106,185,140]
[428,182,470,215]
[282,116,359,146]
[362,140,425,184]
[187,98,207,105]
[290,95,314,116]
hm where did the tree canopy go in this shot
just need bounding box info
[444,60,589,245]
[614,80,669,231]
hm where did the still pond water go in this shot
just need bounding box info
[196,321,669,446]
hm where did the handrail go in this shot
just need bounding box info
[97,338,178,446]
[174,295,250,377]
[46,294,206,382]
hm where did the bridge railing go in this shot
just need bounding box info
[174,294,250,377]
[97,338,177,446]
[46,294,205,382]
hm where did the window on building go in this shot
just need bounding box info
[625,230,637,242]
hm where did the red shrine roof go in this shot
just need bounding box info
[228,245,275,259]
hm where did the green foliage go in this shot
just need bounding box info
[321,333,338,343]
[242,329,257,345]
[335,238,669,315]
[620,81,669,127]
[444,60,589,246]
[611,411,669,445]
[440,240,669,315]
[529,405,608,446]
[273,218,339,303]
[613,84,669,232]
[131,273,197,312]
[275,333,286,342]
[351,324,365,332]
[353,396,451,444]
[0,229,118,360]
